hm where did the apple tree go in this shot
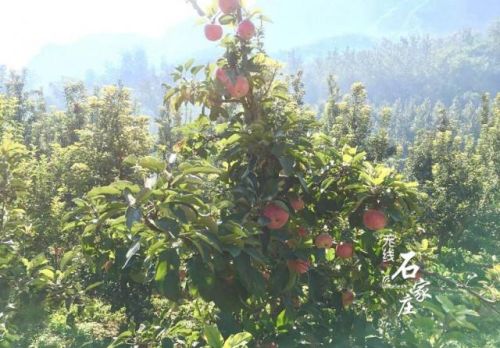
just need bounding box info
[66,1,436,346]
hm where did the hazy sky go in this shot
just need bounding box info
[0,0,217,68]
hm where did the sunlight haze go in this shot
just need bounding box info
[0,0,212,68]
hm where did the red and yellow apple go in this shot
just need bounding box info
[290,196,305,211]
[297,227,308,237]
[237,19,256,40]
[315,233,334,248]
[215,68,230,85]
[336,242,354,259]
[261,270,271,281]
[228,75,250,98]
[204,24,223,41]
[363,209,387,231]
[380,261,392,270]
[287,259,310,274]
[179,269,187,281]
[103,260,113,273]
[262,203,289,229]
[219,0,239,14]
[285,239,297,249]
[342,290,354,307]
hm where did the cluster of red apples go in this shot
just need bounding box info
[204,0,255,99]
[262,198,388,307]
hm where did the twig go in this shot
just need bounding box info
[186,0,206,17]
[425,270,499,312]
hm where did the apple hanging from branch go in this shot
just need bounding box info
[315,233,334,249]
[363,209,387,231]
[204,23,223,41]
[336,241,354,259]
[219,0,240,14]
[262,203,289,229]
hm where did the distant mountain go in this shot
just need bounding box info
[27,20,224,88]
[23,0,499,97]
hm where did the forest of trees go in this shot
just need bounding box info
[0,1,498,347]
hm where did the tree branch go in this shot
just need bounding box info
[186,0,206,17]
[425,270,499,310]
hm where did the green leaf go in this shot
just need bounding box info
[436,295,454,313]
[325,248,335,261]
[421,239,429,251]
[234,254,266,297]
[126,207,142,230]
[184,58,194,70]
[123,240,141,268]
[84,281,104,292]
[60,251,76,270]
[181,165,222,176]
[108,330,133,348]
[155,260,168,283]
[87,185,121,197]
[276,309,289,329]
[191,65,204,75]
[218,14,234,25]
[139,156,166,172]
[155,249,181,301]
[204,325,224,348]
[223,332,253,348]
[38,268,55,281]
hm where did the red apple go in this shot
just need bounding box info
[53,247,64,257]
[103,260,113,273]
[228,75,250,98]
[315,233,334,249]
[261,270,271,281]
[287,259,310,274]
[262,203,289,229]
[204,24,223,41]
[223,274,235,285]
[297,227,308,237]
[215,68,230,85]
[219,0,239,14]
[290,197,305,211]
[412,270,423,281]
[237,19,256,40]
[380,261,392,270]
[342,290,354,307]
[285,239,297,249]
[363,209,387,231]
[336,242,354,259]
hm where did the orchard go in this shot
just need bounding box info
[0,0,498,347]
[67,0,428,346]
